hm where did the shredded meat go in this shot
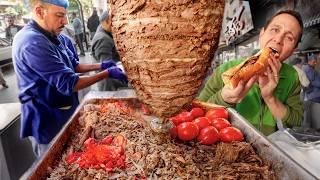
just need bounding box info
[48,100,276,179]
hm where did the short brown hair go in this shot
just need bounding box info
[264,9,303,47]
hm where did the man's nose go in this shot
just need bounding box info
[61,16,68,25]
[273,33,285,45]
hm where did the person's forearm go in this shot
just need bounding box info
[73,70,108,91]
[75,63,101,73]
[263,95,287,120]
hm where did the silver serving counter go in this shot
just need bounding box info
[269,130,320,179]
[228,108,317,179]
[25,90,317,179]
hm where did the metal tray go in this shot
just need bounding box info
[24,90,316,179]
[228,109,317,179]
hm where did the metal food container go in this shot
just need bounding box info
[24,90,316,179]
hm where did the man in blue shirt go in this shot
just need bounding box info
[302,54,320,129]
[12,0,128,157]
[303,54,320,102]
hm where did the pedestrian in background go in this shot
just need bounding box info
[302,54,320,102]
[72,12,85,56]
[291,57,310,88]
[0,69,8,88]
[91,10,128,91]
[87,8,99,40]
[5,17,23,44]
[302,54,320,129]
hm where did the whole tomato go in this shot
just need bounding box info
[205,108,228,120]
[177,122,199,141]
[190,107,205,118]
[169,126,178,138]
[193,117,210,130]
[169,115,181,126]
[210,118,231,131]
[197,126,220,145]
[220,127,244,142]
[176,112,194,123]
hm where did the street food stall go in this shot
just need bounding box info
[15,0,320,179]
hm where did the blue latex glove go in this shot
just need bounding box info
[107,67,128,84]
[101,59,116,70]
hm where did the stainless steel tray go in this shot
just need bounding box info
[24,90,316,179]
[228,108,317,179]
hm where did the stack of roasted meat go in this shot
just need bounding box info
[47,100,275,179]
[110,0,225,117]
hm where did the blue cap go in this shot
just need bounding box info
[99,10,110,23]
[42,0,69,9]
[307,54,317,62]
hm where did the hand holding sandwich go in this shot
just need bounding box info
[257,55,287,119]
[258,54,282,101]
[221,47,279,104]
[221,50,287,119]
[221,75,257,104]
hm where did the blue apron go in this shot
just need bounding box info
[13,20,80,144]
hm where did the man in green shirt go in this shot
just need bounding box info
[198,10,304,135]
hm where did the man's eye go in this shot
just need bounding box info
[285,36,294,42]
[270,28,279,33]
[55,14,66,18]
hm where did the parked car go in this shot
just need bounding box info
[0,38,12,66]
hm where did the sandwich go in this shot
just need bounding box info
[222,47,279,89]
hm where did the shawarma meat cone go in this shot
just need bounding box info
[110,0,225,118]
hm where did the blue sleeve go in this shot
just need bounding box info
[304,66,320,87]
[61,35,79,68]
[22,37,79,96]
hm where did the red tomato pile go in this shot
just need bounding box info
[66,134,126,172]
[169,107,244,145]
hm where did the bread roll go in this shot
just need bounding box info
[222,47,279,88]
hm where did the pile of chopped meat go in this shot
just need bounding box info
[47,100,276,179]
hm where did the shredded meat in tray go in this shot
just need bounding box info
[47,100,276,180]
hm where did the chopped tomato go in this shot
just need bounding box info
[205,108,228,120]
[100,135,113,145]
[100,104,109,112]
[66,152,82,164]
[209,118,231,131]
[177,122,199,141]
[190,107,205,118]
[197,126,220,145]
[141,104,151,115]
[66,135,127,172]
[219,127,244,142]
[193,117,210,130]
[84,137,96,148]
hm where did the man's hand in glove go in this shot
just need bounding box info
[101,59,116,70]
[107,67,128,84]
